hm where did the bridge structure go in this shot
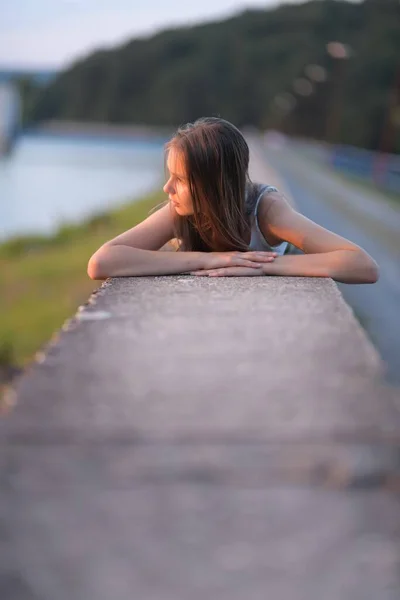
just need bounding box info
[0,80,20,155]
[0,68,57,155]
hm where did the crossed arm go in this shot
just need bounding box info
[87,194,379,284]
[192,192,379,284]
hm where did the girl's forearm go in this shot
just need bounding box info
[88,244,207,279]
[261,250,379,284]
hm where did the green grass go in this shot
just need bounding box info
[0,189,165,372]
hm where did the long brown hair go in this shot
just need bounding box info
[165,117,253,252]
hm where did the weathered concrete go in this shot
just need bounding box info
[1,275,400,600]
[1,276,399,439]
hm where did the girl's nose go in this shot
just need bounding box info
[163,178,174,195]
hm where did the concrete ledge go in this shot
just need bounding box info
[1,276,400,600]
[2,275,398,439]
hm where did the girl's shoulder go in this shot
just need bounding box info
[244,181,279,217]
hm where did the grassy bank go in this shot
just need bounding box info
[0,189,164,377]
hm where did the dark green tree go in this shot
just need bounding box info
[29,0,400,152]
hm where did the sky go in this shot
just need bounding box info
[0,0,359,70]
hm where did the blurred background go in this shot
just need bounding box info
[0,0,399,390]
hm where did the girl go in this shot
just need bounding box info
[87,117,379,284]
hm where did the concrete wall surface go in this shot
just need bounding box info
[1,273,400,600]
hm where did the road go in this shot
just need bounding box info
[263,138,400,386]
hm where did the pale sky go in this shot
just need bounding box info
[0,0,361,69]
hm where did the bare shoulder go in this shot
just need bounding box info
[258,189,294,220]
[257,189,361,254]
[256,189,293,247]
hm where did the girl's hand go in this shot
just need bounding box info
[203,251,277,271]
[190,266,266,277]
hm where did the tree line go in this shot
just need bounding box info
[24,0,400,152]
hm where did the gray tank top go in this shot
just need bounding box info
[248,184,288,255]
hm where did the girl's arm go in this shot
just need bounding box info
[261,250,378,283]
[87,203,207,279]
[88,245,210,279]
[258,192,379,284]
[87,202,276,279]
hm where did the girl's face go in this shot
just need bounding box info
[163,147,194,216]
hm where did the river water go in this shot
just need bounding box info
[0,132,167,241]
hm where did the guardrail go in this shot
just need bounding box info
[290,138,400,195]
